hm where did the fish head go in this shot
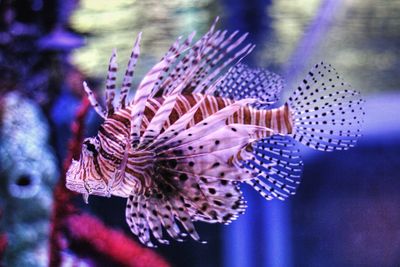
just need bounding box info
[66,136,110,199]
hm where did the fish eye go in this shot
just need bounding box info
[83,138,98,155]
[86,142,96,153]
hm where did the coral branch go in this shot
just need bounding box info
[48,97,90,267]
[0,208,6,261]
[67,214,170,267]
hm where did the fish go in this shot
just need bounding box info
[66,18,365,247]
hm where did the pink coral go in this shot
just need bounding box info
[0,234,6,261]
[67,214,169,267]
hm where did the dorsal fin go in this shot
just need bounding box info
[214,63,284,108]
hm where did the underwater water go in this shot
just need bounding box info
[0,0,399,266]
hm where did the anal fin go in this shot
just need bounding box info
[241,135,303,200]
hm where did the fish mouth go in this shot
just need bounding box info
[65,180,109,197]
[66,159,109,197]
[65,159,82,192]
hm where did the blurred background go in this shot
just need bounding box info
[0,0,399,266]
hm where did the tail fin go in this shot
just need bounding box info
[287,62,365,152]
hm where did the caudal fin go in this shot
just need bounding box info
[287,62,365,152]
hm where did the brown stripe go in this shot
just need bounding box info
[129,151,152,157]
[227,155,234,167]
[98,157,114,173]
[83,162,89,181]
[255,109,261,126]
[99,147,121,164]
[143,98,165,129]
[276,108,282,132]
[117,108,131,119]
[236,151,243,161]
[98,134,120,155]
[243,107,251,124]
[110,113,130,128]
[141,116,150,131]
[150,97,165,109]
[127,155,154,163]
[283,103,293,134]
[104,121,129,137]
[193,108,203,124]
[99,126,125,147]
[209,96,219,114]
[127,159,152,167]
[107,115,129,130]
[143,104,156,122]
[216,96,226,111]
[183,95,202,125]
[185,94,198,107]
[193,98,206,124]
[173,97,185,115]
[265,110,272,128]
[231,111,239,123]
[204,96,215,117]
[93,156,107,184]
[106,121,130,137]
[168,105,180,125]
[125,167,146,185]
[180,94,194,110]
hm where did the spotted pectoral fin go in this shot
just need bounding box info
[158,123,274,182]
[125,165,247,246]
[158,169,247,224]
[126,194,161,247]
[125,187,202,246]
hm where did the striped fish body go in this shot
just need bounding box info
[96,94,293,197]
[141,94,292,134]
[66,18,364,247]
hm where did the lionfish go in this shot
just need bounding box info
[66,18,364,247]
